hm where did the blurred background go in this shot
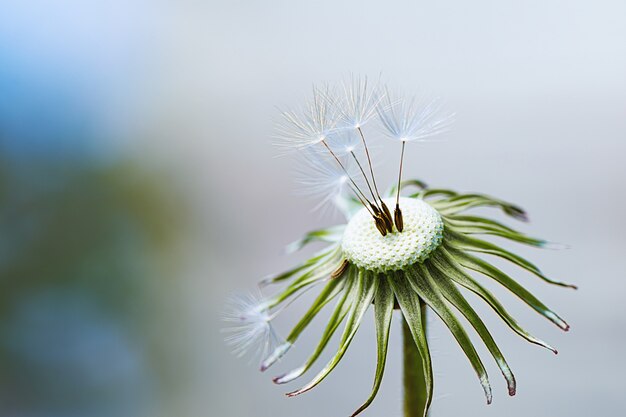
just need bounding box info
[1,1,624,416]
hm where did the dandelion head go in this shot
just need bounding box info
[342,197,444,272]
[229,76,572,417]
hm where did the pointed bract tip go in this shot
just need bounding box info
[503,204,529,221]
[260,343,292,372]
[555,322,569,332]
[538,340,559,354]
[541,241,571,250]
[481,380,493,405]
[284,243,299,254]
[286,384,314,397]
[539,341,559,354]
[349,407,365,417]
[258,274,275,287]
[273,366,304,384]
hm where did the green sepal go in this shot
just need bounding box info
[273,271,356,384]
[433,194,528,221]
[285,277,344,343]
[387,271,433,417]
[444,217,547,247]
[350,277,395,416]
[386,179,428,198]
[261,277,345,371]
[285,225,346,254]
[427,261,516,396]
[448,247,570,331]
[446,215,524,233]
[446,230,577,289]
[265,247,343,309]
[432,248,558,353]
[407,265,493,404]
[286,269,377,396]
[414,188,458,200]
[260,246,338,286]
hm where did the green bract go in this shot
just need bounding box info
[259,180,573,417]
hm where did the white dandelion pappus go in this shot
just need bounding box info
[274,84,340,152]
[335,74,384,129]
[294,149,363,215]
[222,292,284,362]
[377,88,455,143]
[325,128,361,155]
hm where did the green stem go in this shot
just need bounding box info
[402,300,428,417]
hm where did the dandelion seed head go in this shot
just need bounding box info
[227,76,573,417]
[341,197,444,272]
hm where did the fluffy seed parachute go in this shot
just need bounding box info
[225,76,574,417]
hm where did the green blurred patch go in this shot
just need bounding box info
[0,156,191,416]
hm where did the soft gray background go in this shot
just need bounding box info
[2,1,625,417]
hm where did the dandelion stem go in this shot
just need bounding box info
[349,185,376,217]
[393,141,407,232]
[403,300,429,417]
[396,141,406,207]
[350,150,381,210]
[355,128,394,232]
[357,127,384,203]
[320,140,375,213]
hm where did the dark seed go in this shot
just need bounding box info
[331,259,349,279]
[379,201,394,232]
[394,205,404,232]
[380,201,393,223]
[374,216,388,236]
[370,203,382,217]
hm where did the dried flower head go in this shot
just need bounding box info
[225,76,573,417]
